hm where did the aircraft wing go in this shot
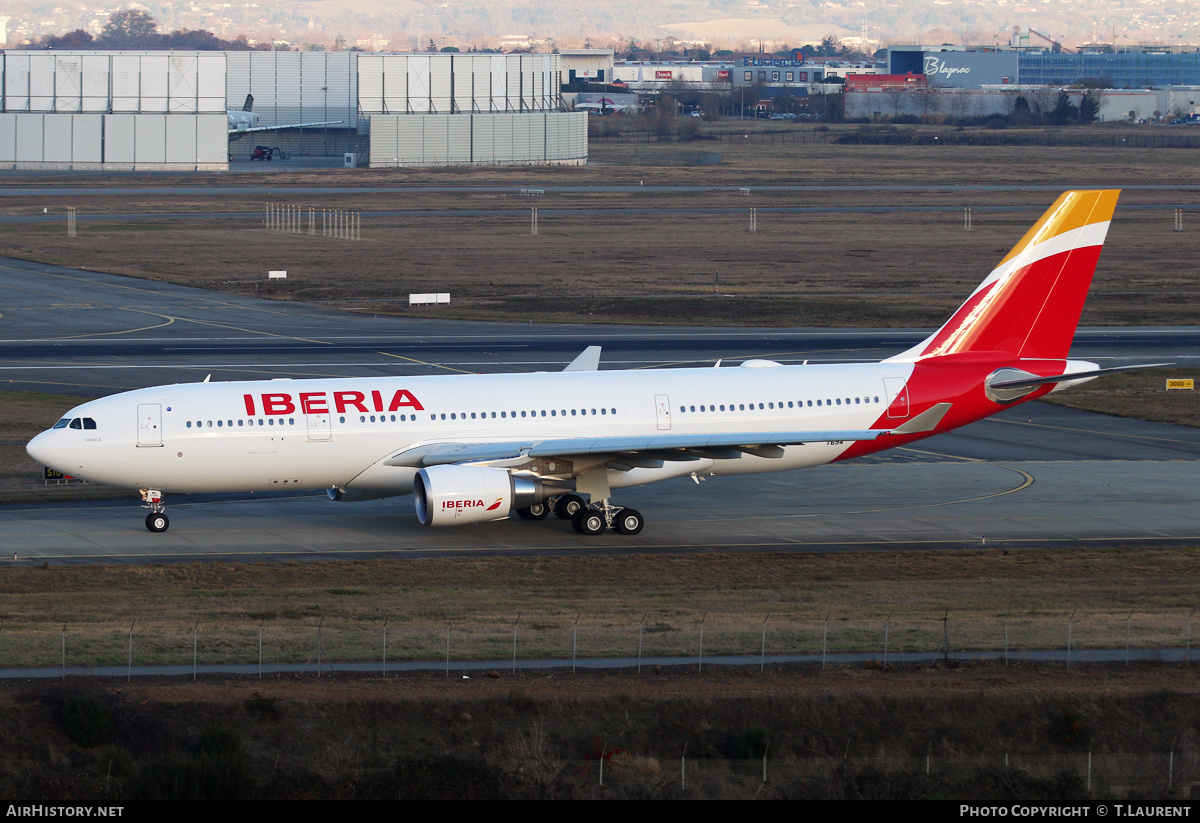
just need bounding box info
[384,403,951,470]
[229,120,343,134]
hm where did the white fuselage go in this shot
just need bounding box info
[28,362,916,496]
[227,110,259,131]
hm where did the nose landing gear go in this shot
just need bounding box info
[141,489,169,533]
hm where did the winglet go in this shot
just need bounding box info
[563,346,601,372]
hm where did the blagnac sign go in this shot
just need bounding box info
[924,56,972,78]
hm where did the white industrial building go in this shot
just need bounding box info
[0,50,228,170]
[356,52,585,167]
[0,49,586,171]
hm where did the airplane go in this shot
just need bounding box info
[27,190,1158,536]
[227,94,343,139]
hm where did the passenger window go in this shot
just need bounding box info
[186,421,192,428]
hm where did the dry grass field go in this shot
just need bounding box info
[1,129,1197,328]
[3,548,1199,668]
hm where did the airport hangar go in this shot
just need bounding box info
[0,50,587,171]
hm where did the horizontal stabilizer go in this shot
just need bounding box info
[989,363,1173,390]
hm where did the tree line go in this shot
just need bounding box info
[36,10,265,51]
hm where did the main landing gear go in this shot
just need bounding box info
[141,489,169,533]
[573,506,648,537]
[513,494,644,536]
[571,500,645,537]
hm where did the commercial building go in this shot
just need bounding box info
[888,44,1200,89]
[0,49,586,170]
[0,50,228,170]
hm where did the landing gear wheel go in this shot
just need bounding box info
[613,508,645,536]
[572,508,606,536]
[554,494,586,520]
[145,512,169,533]
[516,502,550,520]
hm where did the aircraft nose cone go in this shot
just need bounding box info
[26,431,58,469]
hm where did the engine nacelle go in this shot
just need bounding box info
[414,465,545,527]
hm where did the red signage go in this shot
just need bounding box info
[655,70,673,80]
[717,70,731,80]
[243,389,424,416]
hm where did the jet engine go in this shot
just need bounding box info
[414,465,546,526]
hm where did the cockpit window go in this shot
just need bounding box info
[69,419,82,429]
[82,418,96,430]
[52,418,72,429]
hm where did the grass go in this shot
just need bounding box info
[1041,368,1200,426]
[0,391,129,503]
[3,548,1200,667]
[1,130,1198,328]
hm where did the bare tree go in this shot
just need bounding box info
[947,90,975,121]
[882,87,908,119]
[909,85,943,123]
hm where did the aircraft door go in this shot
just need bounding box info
[306,412,332,441]
[654,394,672,431]
[882,377,910,419]
[136,404,162,447]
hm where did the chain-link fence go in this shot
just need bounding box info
[559,752,1196,799]
[2,609,1198,676]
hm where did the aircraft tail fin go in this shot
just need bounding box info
[888,190,1120,362]
[242,93,254,112]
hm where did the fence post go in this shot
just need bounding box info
[637,613,646,674]
[681,742,687,792]
[572,613,580,675]
[1126,611,1133,666]
[317,617,324,677]
[884,612,892,665]
[698,612,707,673]
[127,620,135,682]
[445,621,451,677]
[1067,610,1075,668]
[61,623,67,679]
[1188,609,1195,667]
[512,613,521,675]
[192,621,198,681]
[760,613,769,672]
[822,608,831,669]
[382,617,388,678]
[258,620,263,679]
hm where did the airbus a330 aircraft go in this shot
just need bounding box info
[227,94,343,138]
[28,190,1150,536]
